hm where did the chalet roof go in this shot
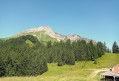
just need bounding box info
[101,72,119,77]
[101,64,119,77]
[112,64,119,74]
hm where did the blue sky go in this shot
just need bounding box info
[0,0,119,49]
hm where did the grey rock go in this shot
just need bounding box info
[12,26,96,43]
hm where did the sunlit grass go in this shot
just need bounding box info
[0,53,119,81]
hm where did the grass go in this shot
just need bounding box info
[0,53,119,81]
[31,32,57,44]
[25,32,58,45]
[7,31,58,45]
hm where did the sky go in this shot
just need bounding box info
[0,0,119,49]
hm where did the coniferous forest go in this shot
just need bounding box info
[0,35,106,76]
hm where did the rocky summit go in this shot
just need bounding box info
[12,26,96,43]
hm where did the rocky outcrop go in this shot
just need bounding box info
[12,26,96,43]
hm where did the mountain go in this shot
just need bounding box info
[12,26,96,44]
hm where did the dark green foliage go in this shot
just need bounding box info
[19,35,39,44]
[46,39,104,66]
[0,34,107,76]
[57,56,63,66]
[94,59,97,64]
[0,39,4,44]
[97,42,104,57]
[0,57,5,76]
[47,41,52,48]
[0,35,47,76]
[57,49,64,66]
[68,50,75,65]
[112,41,119,53]
[87,41,98,61]
[79,40,87,61]
[57,62,63,66]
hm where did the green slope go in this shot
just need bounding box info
[0,39,4,43]
[9,31,58,45]
[38,53,119,80]
[0,53,119,81]
[29,32,57,44]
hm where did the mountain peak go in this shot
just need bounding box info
[37,26,54,32]
[12,26,96,43]
[24,26,53,33]
[38,26,52,30]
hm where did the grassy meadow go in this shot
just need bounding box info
[0,53,119,81]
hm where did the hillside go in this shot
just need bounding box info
[0,27,114,81]
[0,39,4,43]
[0,53,119,81]
[0,35,48,76]
[11,26,96,44]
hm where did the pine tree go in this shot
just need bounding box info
[0,57,5,76]
[89,40,95,61]
[79,40,87,61]
[103,42,107,52]
[57,50,63,66]
[112,41,118,53]
[94,59,97,64]
[69,50,75,65]
[73,40,81,61]
[47,41,52,48]
[97,42,104,57]
[87,44,92,61]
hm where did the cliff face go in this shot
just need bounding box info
[12,26,96,43]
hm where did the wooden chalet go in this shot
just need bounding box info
[100,64,119,81]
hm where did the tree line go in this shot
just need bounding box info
[46,39,105,66]
[0,35,107,76]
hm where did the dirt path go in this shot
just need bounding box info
[86,68,108,78]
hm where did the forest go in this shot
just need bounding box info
[0,35,113,76]
[0,35,48,76]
